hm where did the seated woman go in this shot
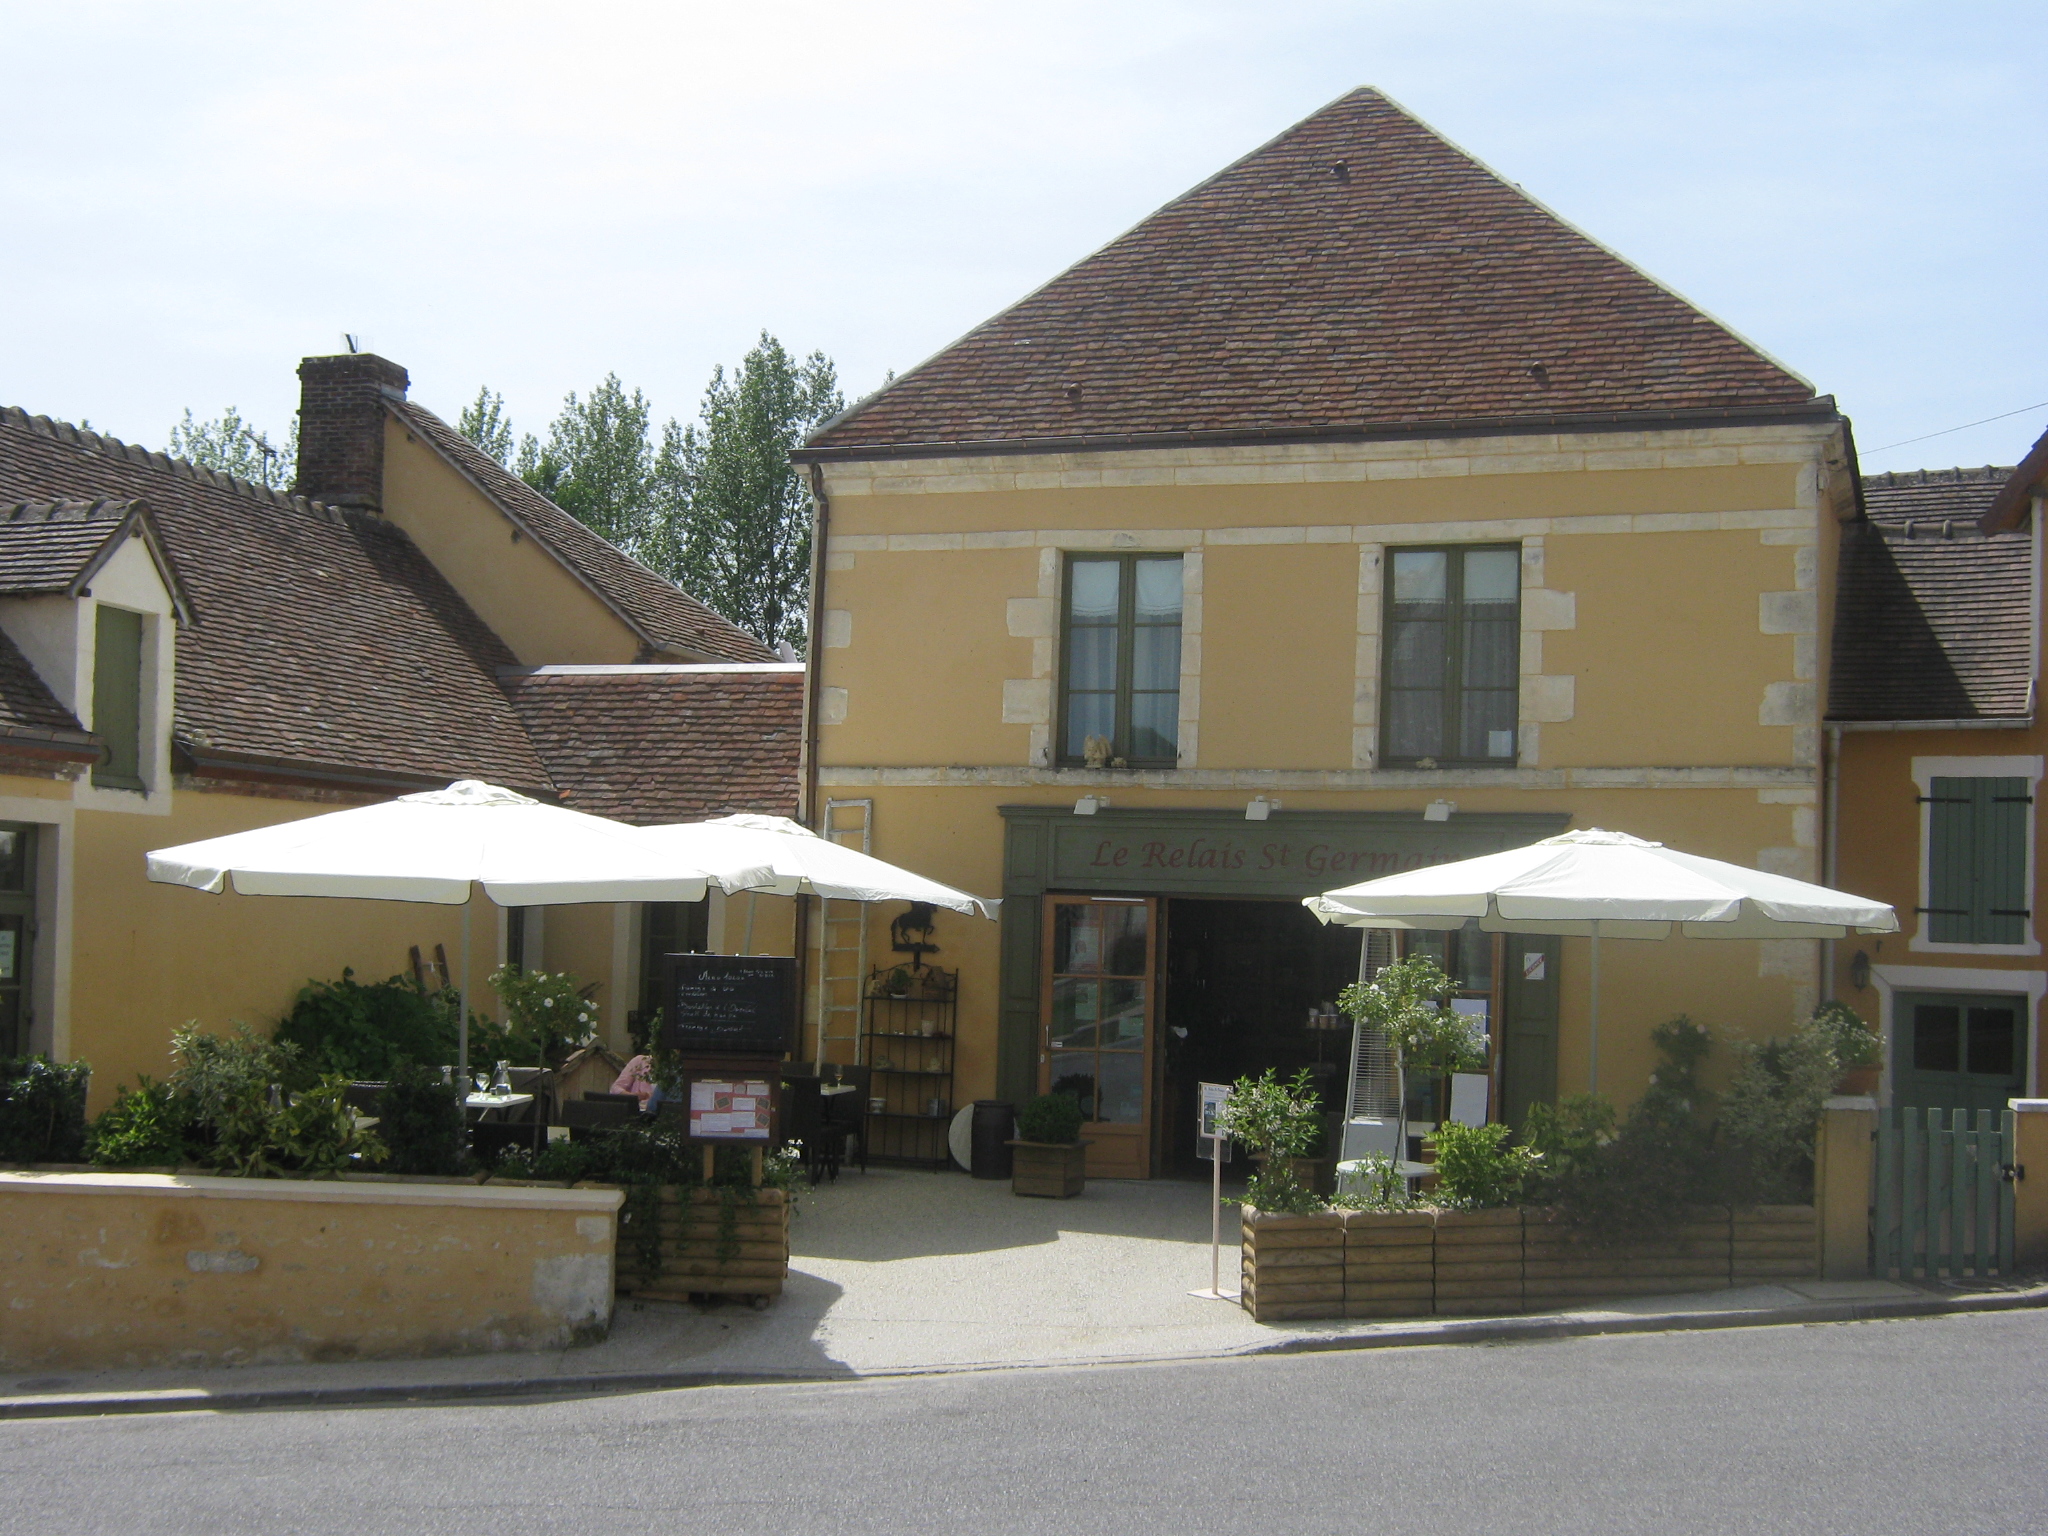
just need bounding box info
[611,1054,657,1108]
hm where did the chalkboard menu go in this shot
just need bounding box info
[661,953,796,1058]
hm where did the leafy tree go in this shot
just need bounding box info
[167,406,296,490]
[457,387,515,465]
[515,374,655,549]
[669,333,843,648]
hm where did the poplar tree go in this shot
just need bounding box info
[166,407,296,489]
[514,374,655,550]
[670,333,843,649]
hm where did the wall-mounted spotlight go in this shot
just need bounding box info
[1074,795,1109,816]
[1245,795,1280,821]
[1423,799,1457,823]
[1850,949,1871,990]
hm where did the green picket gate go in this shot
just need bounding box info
[1872,1107,2016,1280]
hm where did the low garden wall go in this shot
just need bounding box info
[1241,1204,1818,1323]
[614,1186,790,1304]
[0,1170,623,1369]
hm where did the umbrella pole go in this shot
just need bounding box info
[744,891,758,955]
[459,899,471,1084]
[1588,930,1601,1097]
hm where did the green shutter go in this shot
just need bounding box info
[91,605,145,791]
[1927,777,2031,945]
[1976,778,2030,945]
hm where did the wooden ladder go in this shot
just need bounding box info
[811,798,873,1068]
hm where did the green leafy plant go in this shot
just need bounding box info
[1719,1012,1843,1204]
[1810,1000,1881,1073]
[488,964,600,1068]
[375,1061,465,1176]
[273,1076,386,1178]
[1216,1068,1325,1213]
[1017,1092,1086,1145]
[1216,1067,1324,1162]
[274,970,459,1085]
[1339,955,1484,1076]
[1242,1165,1327,1215]
[1526,1020,1720,1242]
[86,1077,192,1167]
[884,966,912,996]
[171,1024,298,1176]
[0,1054,91,1164]
[1332,1152,1412,1211]
[1426,1120,1541,1208]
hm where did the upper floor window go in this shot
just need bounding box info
[1922,775,2032,945]
[1060,554,1182,767]
[91,604,145,792]
[1383,545,1520,766]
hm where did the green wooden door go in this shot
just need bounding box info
[1893,991,2027,1116]
[1499,935,1559,1128]
[0,825,35,1057]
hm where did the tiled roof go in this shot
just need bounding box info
[389,400,777,664]
[0,498,192,618]
[1981,425,2048,533]
[804,87,1822,459]
[498,664,804,825]
[0,409,554,793]
[1829,467,2032,723]
[0,623,95,764]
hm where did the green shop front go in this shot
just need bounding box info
[996,807,1568,1179]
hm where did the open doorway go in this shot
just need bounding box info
[1156,897,1362,1178]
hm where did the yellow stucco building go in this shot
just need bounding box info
[0,354,800,1109]
[1828,441,2048,1111]
[793,88,1857,1177]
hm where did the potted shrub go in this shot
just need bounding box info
[1216,1067,1326,1213]
[1812,1000,1882,1096]
[1008,1092,1088,1197]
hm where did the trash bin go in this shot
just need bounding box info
[971,1100,1016,1179]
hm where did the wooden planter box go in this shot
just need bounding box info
[1009,1139,1089,1198]
[1241,1203,1818,1324]
[613,1185,790,1304]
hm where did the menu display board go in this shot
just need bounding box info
[688,1078,774,1143]
[661,953,796,1058]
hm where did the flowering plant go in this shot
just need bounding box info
[487,965,600,1067]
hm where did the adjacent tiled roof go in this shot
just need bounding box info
[388,400,777,664]
[1981,425,2048,533]
[0,499,192,618]
[499,665,804,824]
[0,409,554,792]
[803,87,1822,458]
[1829,467,2032,722]
[0,624,95,761]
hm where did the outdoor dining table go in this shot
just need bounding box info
[464,1091,535,1120]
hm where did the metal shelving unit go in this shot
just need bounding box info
[861,966,957,1170]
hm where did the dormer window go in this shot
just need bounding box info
[91,604,145,791]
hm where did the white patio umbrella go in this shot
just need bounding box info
[640,814,996,918]
[638,813,996,1070]
[148,780,777,1077]
[1305,828,1898,1092]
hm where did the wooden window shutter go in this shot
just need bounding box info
[1925,776,2031,944]
[91,605,145,791]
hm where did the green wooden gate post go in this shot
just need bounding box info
[2010,1100,2048,1272]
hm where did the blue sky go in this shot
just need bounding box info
[3,1,2042,472]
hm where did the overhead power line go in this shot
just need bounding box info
[1863,399,2048,457]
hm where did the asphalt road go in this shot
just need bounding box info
[4,1311,2043,1535]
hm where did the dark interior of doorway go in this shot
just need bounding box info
[1158,897,1363,1179]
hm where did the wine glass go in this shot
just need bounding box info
[473,1071,490,1096]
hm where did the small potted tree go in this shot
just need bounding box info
[1216,1067,1325,1213]
[1339,954,1486,1162]
[1008,1092,1089,1197]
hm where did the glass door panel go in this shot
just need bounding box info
[1042,895,1156,1176]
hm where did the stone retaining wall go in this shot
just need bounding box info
[0,1170,623,1369]
[1242,1205,1818,1323]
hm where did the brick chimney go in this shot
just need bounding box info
[293,353,409,511]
